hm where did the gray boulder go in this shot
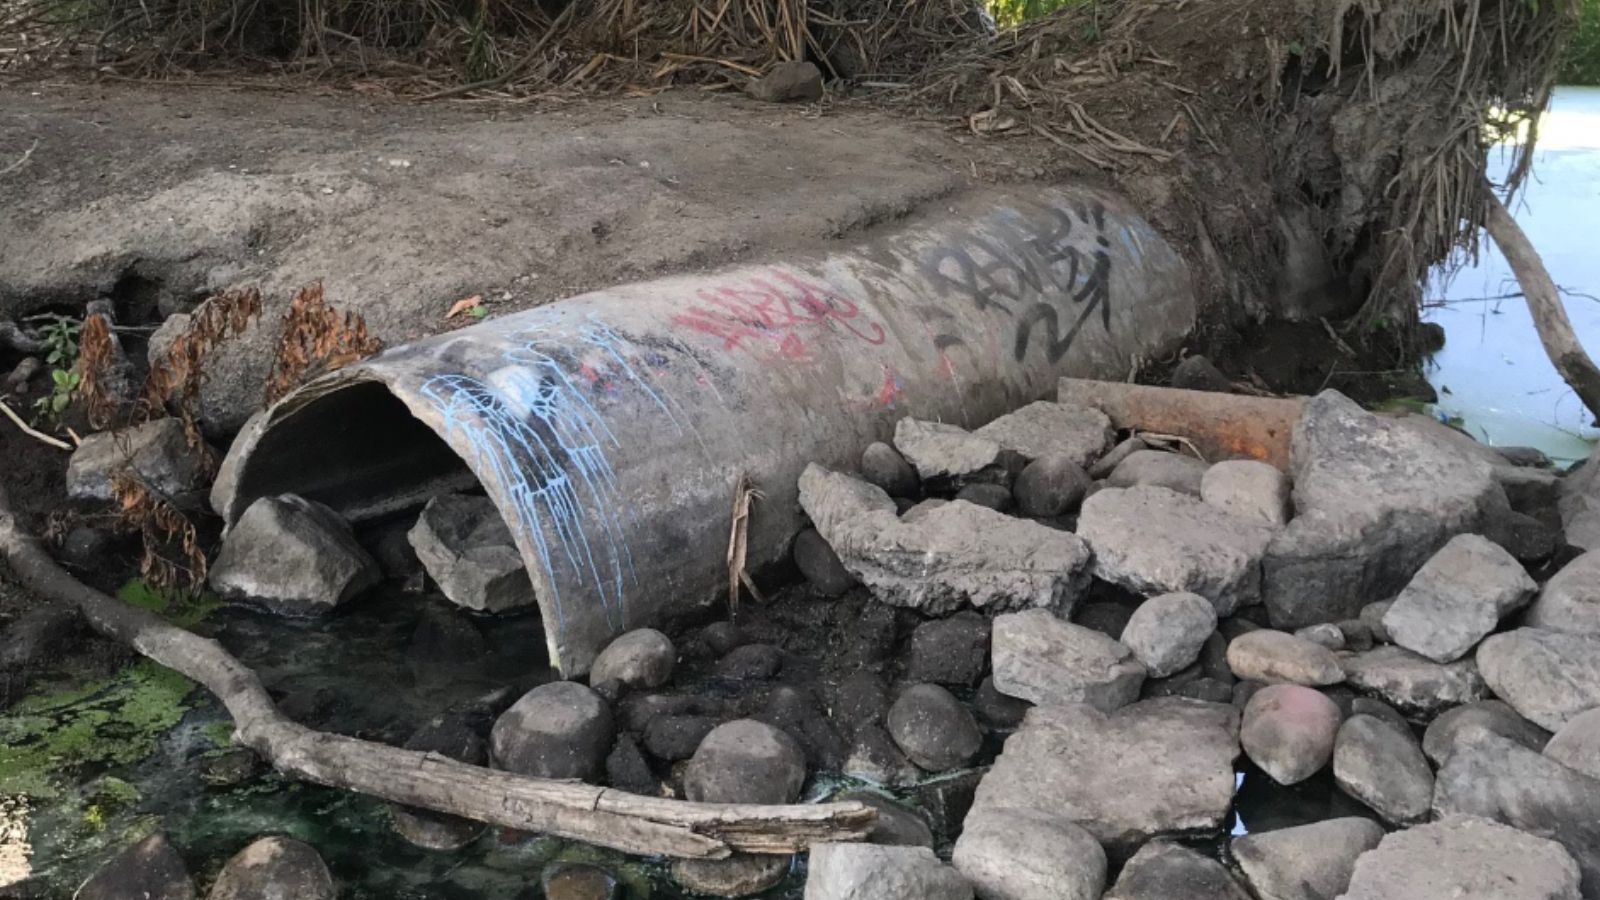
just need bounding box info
[1546,708,1600,781]
[799,466,1091,615]
[860,441,919,498]
[1103,841,1252,900]
[490,681,614,780]
[1477,628,1600,731]
[1226,630,1344,686]
[1339,815,1581,900]
[893,418,1003,481]
[207,836,335,900]
[1561,444,1600,551]
[1011,453,1090,517]
[973,400,1113,468]
[1332,714,1432,825]
[1201,459,1291,527]
[66,417,211,503]
[685,719,806,804]
[1433,733,1600,898]
[804,843,972,900]
[78,833,195,900]
[1077,486,1277,615]
[407,493,535,612]
[1106,450,1209,496]
[1421,699,1549,765]
[952,806,1105,900]
[1231,817,1384,900]
[210,494,380,615]
[1341,645,1487,714]
[1261,391,1502,628]
[1241,684,1343,785]
[1526,550,1600,635]
[885,683,981,773]
[1382,533,1536,663]
[588,628,675,692]
[991,609,1145,711]
[1120,592,1217,678]
[968,698,1239,852]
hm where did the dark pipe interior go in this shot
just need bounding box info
[232,381,476,522]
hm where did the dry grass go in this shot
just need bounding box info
[265,281,381,403]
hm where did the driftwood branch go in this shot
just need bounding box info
[1484,188,1600,420]
[0,483,874,858]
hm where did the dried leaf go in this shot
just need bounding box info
[447,295,484,318]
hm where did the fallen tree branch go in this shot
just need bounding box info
[0,482,874,858]
[1484,188,1600,421]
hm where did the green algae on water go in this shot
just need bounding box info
[117,578,222,629]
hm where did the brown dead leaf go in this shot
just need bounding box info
[446,295,484,319]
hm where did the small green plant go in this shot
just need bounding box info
[30,314,82,424]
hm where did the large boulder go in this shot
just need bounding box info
[1382,533,1536,663]
[968,698,1239,852]
[1240,684,1342,785]
[1076,486,1277,616]
[207,836,335,900]
[1340,645,1487,715]
[1231,817,1384,900]
[1432,733,1600,897]
[490,681,614,780]
[804,843,972,900]
[892,418,1005,482]
[1102,841,1252,900]
[973,400,1113,468]
[1339,815,1581,900]
[991,609,1146,711]
[1226,630,1344,686]
[798,466,1091,615]
[1120,592,1218,678]
[684,719,807,804]
[1526,550,1600,635]
[1561,444,1600,551]
[66,417,211,503]
[1261,392,1503,628]
[1332,714,1432,825]
[952,806,1105,900]
[78,833,195,900]
[209,494,380,614]
[1477,628,1600,731]
[406,493,535,612]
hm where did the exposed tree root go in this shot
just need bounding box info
[0,482,875,859]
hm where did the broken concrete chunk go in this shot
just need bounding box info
[972,400,1113,468]
[1476,627,1600,731]
[992,608,1146,711]
[1382,533,1537,663]
[1338,815,1582,900]
[799,465,1091,615]
[1526,549,1600,635]
[1200,459,1290,527]
[407,493,536,612]
[66,417,211,503]
[891,417,1003,482]
[1262,391,1502,629]
[210,493,380,614]
[1077,485,1277,616]
[1106,449,1209,496]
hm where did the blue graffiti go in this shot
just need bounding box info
[418,317,677,634]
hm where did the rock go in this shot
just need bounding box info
[1077,486,1277,615]
[1262,391,1503,628]
[804,843,972,900]
[207,836,334,900]
[973,401,1114,468]
[541,863,621,900]
[969,698,1239,852]
[1294,623,1345,650]
[1349,696,1410,734]
[1106,450,1209,496]
[1341,645,1487,714]
[490,681,614,780]
[1199,631,1235,682]
[954,482,1013,512]
[588,629,675,692]
[1073,600,1135,641]
[1421,699,1549,765]
[1169,354,1233,393]
[1231,817,1384,900]
[1496,463,1563,508]
[694,621,749,657]
[893,418,1004,482]
[643,714,720,762]
[837,601,908,669]
[1546,708,1600,781]
[1500,445,1554,468]
[716,643,783,680]
[1494,509,1559,562]
[1477,628,1600,731]
[617,692,699,733]
[1012,453,1091,517]
[1381,533,1536,663]
[842,725,921,787]
[1335,619,1374,651]
[671,855,789,897]
[1102,840,1252,900]
[1120,592,1217,678]
[799,465,1090,615]
[1241,684,1343,785]
[991,609,1145,711]
[830,670,891,737]
[885,683,982,772]
[406,493,534,612]
[1526,549,1600,635]
[952,806,1105,900]
[794,528,861,596]
[835,791,934,848]
[905,769,985,835]
[78,833,195,900]
[1201,459,1291,527]
[209,494,380,615]
[406,604,490,686]
[685,720,806,804]
[1358,601,1392,644]
[1226,630,1344,686]
[1333,714,1432,824]
[745,60,824,103]
[860,441,919,498]
[604,733,659,794]
[0,604,82,673]
[756,685,848,770]
[1561,444,1600,550]
[60,525,114,570]
[905,612,990,686]
[1090,436,1148,479]
[65,418,210,502]
[972,675,1030,729]
[391,715,487,851]
[1433,733,1600,896]
[1339,815,1581,900]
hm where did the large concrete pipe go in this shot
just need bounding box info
[212,185,1196,675]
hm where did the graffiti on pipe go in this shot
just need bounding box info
[672,269,888,360]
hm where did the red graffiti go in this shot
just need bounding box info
[672,270,887,360]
